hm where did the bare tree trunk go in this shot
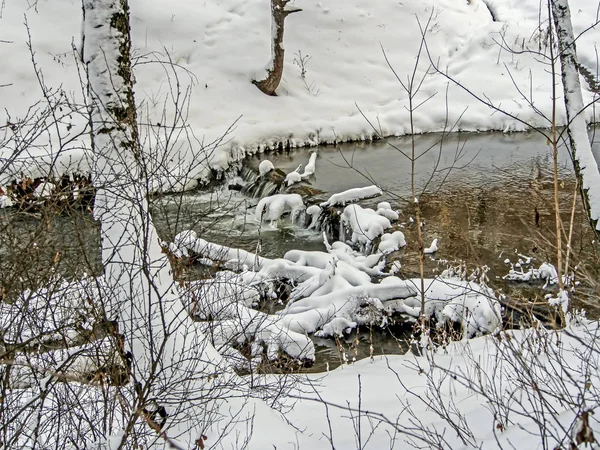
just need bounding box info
[83,3,312,447]
[551,0,600,235]
[84,1,230,445]
[254,0,301,96]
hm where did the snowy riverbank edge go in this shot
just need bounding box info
[279,317,600,449]
[2,0,600,192]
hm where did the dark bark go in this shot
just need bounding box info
[254,0,301,96]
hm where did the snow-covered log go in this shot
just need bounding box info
[321,185,383,207]
[173,234,502,339]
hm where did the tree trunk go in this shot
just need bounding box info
[83,0,230,445]
[551,0,600,235]
[83,2,312,447]
[254,0,301,96]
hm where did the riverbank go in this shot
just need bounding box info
[2,0,600,191]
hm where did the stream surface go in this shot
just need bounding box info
[3,130,600,372]
[151,130,600,371]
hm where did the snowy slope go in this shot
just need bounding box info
[286,321,600,449]
[1,0,600,187]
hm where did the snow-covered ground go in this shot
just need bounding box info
[2,0,600,189]
[285,319,600,449]
[3,1,600,448]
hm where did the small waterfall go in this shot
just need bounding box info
[239,166,286,198]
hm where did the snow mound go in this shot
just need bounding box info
[341,204,392,252]
[378,231,407,254]
[258,159,274,176]
[322,185,382,207]
[424,238,439,254]
[376,201,400,221]
[255,193,305,223]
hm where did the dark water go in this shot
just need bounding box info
[147,130,600,370]
[3,130,600,371]
[153,130,600,294]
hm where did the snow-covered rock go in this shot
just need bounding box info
[305,204,322,229]
[424,238,439,254]
[378,231,407,254]
[255,193,305,223]
[0,193,13,208]
[341,204,391,251]
[284,164,303,186]
[376,201,400,221]
[258,159,274,176]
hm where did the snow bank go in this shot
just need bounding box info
[5,0,599,190]
[287,320,600,449]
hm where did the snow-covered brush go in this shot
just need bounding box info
[173,233,502,342]
[284,164,303,186]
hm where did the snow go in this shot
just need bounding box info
[5,0,600,190]
[322,185,383,207]
[341,203,392,252]
[284,167,302,186]
[424,237,439,254]
[258,159,274,176]
[255,193,305,223]
[0,193,13,208]
[305,204,322,228]
[376,201,400,221]
[286,320,600,449]
[33,181,56,200]
[4,0,600,447]
[173,232,502,338]
[503,261,559,286]
[300,151,318,178]
[377,231,407,255]
[547,289,570,315]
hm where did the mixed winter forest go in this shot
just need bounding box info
[3,0,600,448]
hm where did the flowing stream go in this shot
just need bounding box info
[3,130,600,372]
[150,130,600,371]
